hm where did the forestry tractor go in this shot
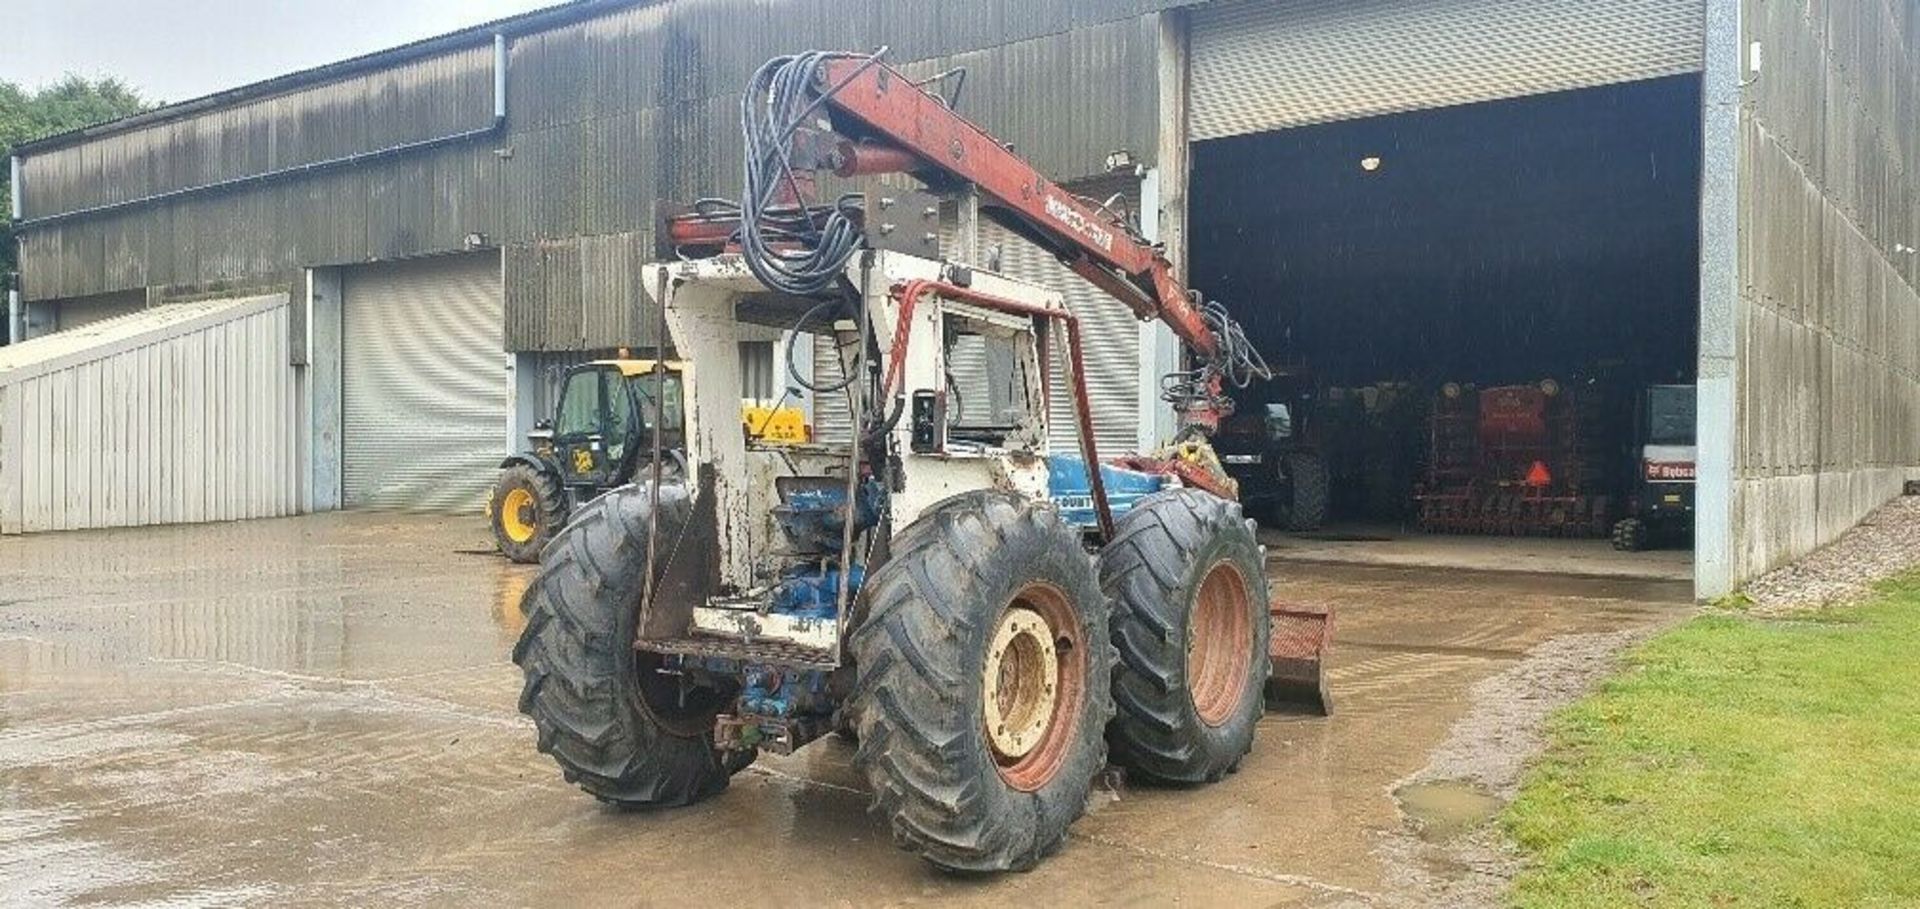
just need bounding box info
[510,50,1331,872]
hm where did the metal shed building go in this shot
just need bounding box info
[0,293,301,534]
[5,0,1917,597]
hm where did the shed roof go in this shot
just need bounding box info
[12,0,638,156]
[0,294,288,386]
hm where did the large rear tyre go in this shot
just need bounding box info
[1282,452,1330,532]
[849,491,1113,872]
[1100,488,1270,783]
[511,484,750,807]
[489,463,567,564]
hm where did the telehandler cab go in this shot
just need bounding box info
[487,359,805,562]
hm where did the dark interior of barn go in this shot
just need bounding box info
[1189,75,1703,534]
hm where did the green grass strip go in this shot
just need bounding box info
[1505,573,1920,908]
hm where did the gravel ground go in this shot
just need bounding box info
[1367,624,1681,909]
[1744,495,1920,613]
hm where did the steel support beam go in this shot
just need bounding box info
[1694,0,1742,600]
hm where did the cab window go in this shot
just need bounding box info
[556,371,603,438]
[602,371,632,462]
[628,373,685,432]
[1647,386,1696,446]
[942,316,1036,448]
[1264,403,1294,440]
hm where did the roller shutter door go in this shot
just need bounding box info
[1189,0,1705,141]
[342,253,507,511]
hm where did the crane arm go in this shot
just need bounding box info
[662,51,1267,430]
[816,59,1217,357]
[809,58,1267,429]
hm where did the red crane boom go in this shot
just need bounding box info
[816,59,1220,363]
[663,52,1267,430]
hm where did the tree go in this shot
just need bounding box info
[2,76,152,279]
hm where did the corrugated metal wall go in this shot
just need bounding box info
[1189,0,1705,140]
[0,294,300,534]
[14,0,1181,354]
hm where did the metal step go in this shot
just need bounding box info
[639,635,837,671]
[690,603,838,652]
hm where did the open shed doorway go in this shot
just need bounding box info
[1189,75,1702,581]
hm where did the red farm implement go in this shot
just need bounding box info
[1414,380,1615,537]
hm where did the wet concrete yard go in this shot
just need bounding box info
[0,513,1690,906]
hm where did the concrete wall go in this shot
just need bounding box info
[1729,0,1920,587]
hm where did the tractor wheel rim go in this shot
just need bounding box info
[500,488,538,543]
[1189,560,1253,727]
[983,583,1083,792]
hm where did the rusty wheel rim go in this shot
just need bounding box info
[983,582,1084,792]
[1189,560,1252,727]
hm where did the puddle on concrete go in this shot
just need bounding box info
[1394,779,1503,842]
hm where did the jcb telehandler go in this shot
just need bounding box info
[510,50,1331,872]
[486,358,802,561]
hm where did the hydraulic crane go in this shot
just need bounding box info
[512,50,1327,874]
[668,50,1270,436]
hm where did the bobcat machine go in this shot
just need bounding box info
[1611,383,1697,551]
[511,50,1332,873]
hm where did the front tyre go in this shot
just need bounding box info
[1101,488,1270,783]
[511,483,749,807]
[489,463,567,563]
[850,491,1113,872]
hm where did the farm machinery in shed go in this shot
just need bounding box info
[509,50,1331,872]
[1414,379,1618,537]
[1611,383,1697,551]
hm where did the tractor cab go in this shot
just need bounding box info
[488,360,686,563]
[543,360,685,494]
[1213,370,1331,530]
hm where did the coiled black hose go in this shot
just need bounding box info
[1161,296,1271,416]
[736,49,886,296]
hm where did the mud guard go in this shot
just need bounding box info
[499,453,555,474]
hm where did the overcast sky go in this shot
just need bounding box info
[4,0,559,103]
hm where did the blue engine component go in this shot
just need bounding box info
[772,477,886,554]
[740,664,832,717]
[1047,455,1167,530]
[768,564,865,619]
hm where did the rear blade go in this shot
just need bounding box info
[1266,602,1333,715]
